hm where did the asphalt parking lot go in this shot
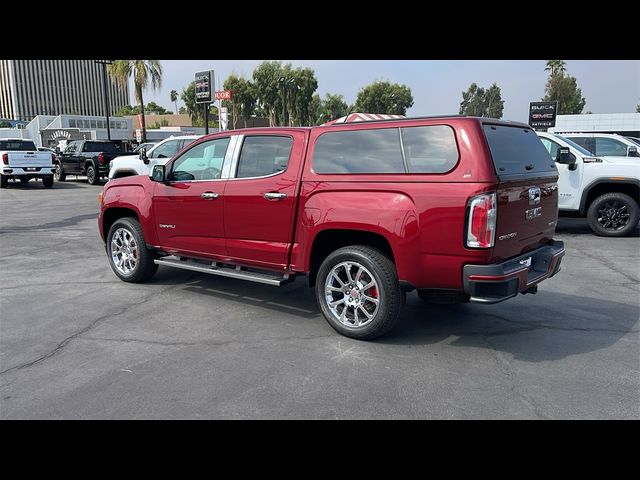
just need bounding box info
[0,178,638,419]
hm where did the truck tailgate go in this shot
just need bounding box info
[8,151,52,168]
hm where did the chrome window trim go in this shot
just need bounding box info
[227,134,293,181]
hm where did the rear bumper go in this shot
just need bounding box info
[463,240,565,304]
[2,167,55,177]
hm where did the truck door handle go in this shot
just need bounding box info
[201,192,220,200]
[264,192,287,200]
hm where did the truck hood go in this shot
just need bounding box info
[599,155,639,165]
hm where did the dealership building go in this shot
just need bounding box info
[0,60,129,121]
[550,113,640,137]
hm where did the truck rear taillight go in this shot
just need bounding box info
[98,153,105,165]
[52,154,56,164]
[466,192,496,249]
[2,153,7,165]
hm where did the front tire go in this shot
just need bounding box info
[106,217,158,282]
[587,192,639,237]
[42,176,54,188]
[315,245,404,340]
[54,164,66,181]
[86,164,100,185]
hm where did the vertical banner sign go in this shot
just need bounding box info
[529,101,558,129]
[195,71,214,104]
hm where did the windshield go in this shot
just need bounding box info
[557,135,594,156]
[625,136,640,146]
[0,140,37,151]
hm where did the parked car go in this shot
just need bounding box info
[99,116,566,340]
[560,133,640,159]
[537,131,639,236]
[1,138,55,188]
[108,135,201,180]
[55,140,124,185]
[38,146,56,154]
[132,142,158,154]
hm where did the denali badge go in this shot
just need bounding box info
[525,207,542,220]
[159,224,175,229]
[499,232,517,241]
[528,187,541,205]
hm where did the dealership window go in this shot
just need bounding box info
[236,136,293,178]
[312,128,404,174]
[90,120,97,129]
[110,120,116,129]
[68,119,76,128]
[400,125,459,173]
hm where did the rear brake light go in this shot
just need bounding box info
[466,192,497,248]
[52,154,56,164]
[2,153,7,165]
[98,153,105,165]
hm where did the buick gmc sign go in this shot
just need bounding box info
[529,101,558,129]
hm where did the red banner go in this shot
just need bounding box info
[215,90,232,100]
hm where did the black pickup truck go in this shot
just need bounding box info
[55,140,124,185]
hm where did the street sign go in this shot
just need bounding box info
[215,90,233,101]
[195,70,214,104]
[135,129,142,142]
[529,101,558,129]
[220,106,228,130]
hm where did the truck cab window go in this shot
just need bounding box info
[236,136,293,178]
[170,137,230,181]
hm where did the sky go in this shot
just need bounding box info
[135,60,640,123]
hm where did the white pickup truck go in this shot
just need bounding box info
[1,138,55,188]
[537,131,639,236]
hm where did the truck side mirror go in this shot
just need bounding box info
[627,146,639,157]
[139,147,149,164]
[556,147,577,168]
[151,164,165,183]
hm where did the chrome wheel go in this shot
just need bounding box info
[324,261,380,328]
[597,201,630,231]
[110,227,139,275]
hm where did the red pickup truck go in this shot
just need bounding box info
[98,116,565,339]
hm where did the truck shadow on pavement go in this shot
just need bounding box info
[164,269,639,363]
[2,180,88,190]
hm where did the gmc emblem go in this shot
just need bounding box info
[525,207,542,220]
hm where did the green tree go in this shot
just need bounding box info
[311,93,350,124]
[287,67,318,126]
[354,80,413,115]
[459,82,504,118]
[223,74,256,129]
[147,118,170,129]
[170,89,178,114]
[179,106,186,114]
[542,73,586,114]
[252,61,285,126]
[636,103,640,113]
[180,81,218,128]
[0,120,12,128]
[109,60,162,142]
[114,104,140,116]
[145,101,170,114]
[308,94,322,125]
[544,60,566,77]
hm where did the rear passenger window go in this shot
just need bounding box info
[401,125,458,173]
[236,136,293,178]
[313,128,405,174]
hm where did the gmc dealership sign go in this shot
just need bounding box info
[529,101,558,129]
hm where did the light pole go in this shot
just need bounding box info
[95,60,113,140]
[278,76,286,126]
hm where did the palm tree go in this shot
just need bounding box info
[545,60,566,77]
[170,89,178,114]
[109,60,162,143]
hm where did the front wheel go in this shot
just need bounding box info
[86,164,100,185]
[587,192,639,237]
[106,217,158,282]
[315,245,405,340]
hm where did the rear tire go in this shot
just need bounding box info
[42,176,54,188]
[0,175,7,188]
[106,217,158,283]
[54,164,66,181]
[315,245,404,340]
[86,164,100,185]
[587,192,639,237]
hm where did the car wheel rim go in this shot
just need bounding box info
[324,261,379,328]
[110,227,139,275]
[597,201,630,231]
[87,168,94,183]
[55,165,60,180]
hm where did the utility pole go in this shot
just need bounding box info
[95,60,113,140]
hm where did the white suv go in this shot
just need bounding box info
[537,131,639,236]
[108,135,202,180]
[559,133,639,159]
